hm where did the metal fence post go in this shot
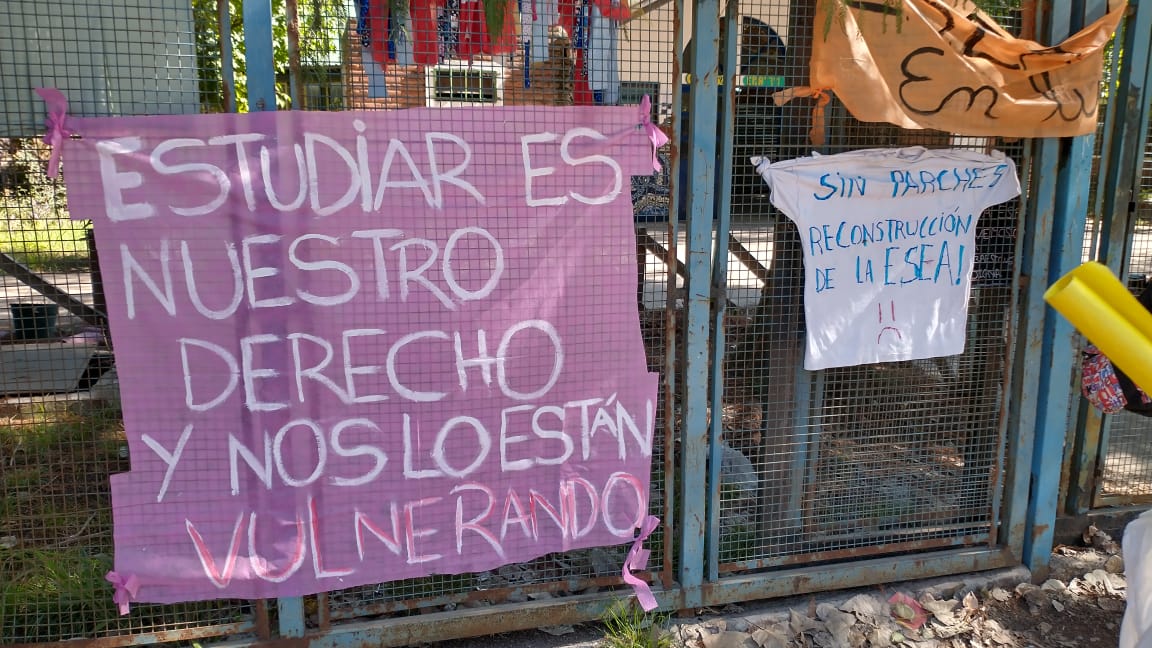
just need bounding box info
[678,0,720,611]
[1066,0,1152,513]
[1018,0,1108,579]
[1075,0,1152,512]
[240,0,308,636]
[705,0,739,585]
[243,0,277,111]
[1097,0,1152,276]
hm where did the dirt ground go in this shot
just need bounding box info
[430,528,1130,648]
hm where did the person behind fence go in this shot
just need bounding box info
[1081,276,1152,417]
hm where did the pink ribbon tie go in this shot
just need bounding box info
[621,515,660,611]
[105,571,140,616]
[639,95,668,173]
[35,88,72,178]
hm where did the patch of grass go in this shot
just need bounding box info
[1,407,126,563]
[0,547,117,643]
[2,138,89,272]
[601,599,673,648]
[0,214,90,271]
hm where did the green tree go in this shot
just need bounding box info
[193,0,505,112]
[194,0,357,112]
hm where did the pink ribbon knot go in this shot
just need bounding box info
[639,95,668,173]
[105,571,140,616]
[621,514,660,611]
[34,88,72,178]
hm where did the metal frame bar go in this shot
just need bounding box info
[240,0,307,637]
[243,0,277,111]
[1086,0,1152,510]
[705,0,740,585]
[661,0,685,590]
[1019,0,1110,578]
[202,548,1016,647]
[677,0,720,611]
[1060,19,1123,512]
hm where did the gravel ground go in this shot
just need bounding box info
[424,533,1127,648]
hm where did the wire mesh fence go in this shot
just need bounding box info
[712,0,1026,572]
[0,0,1136,644]
[3,0,678,643]
[278,0,679,628]
[1099,136,1152,501]
[0,1,261,644]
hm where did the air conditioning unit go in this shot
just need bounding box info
[425,62,504,107]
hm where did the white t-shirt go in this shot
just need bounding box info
[753,147,1021,370]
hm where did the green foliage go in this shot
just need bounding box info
[821,0,1023,40]
[601,599,674,648]
[192,0,509,112]
[193,0,353,112]
[0,140,89,271]
[972,0,1023,17]
[0,547,117,643]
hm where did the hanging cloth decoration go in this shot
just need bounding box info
[589,0,630,21]
[526,0,559,61]
[355,0,413,70]
[355,0,391,97]
[587,0,620,104]
[457,0,518,57]
[438,0,462,61]
[357,0,388,68]
[522,0,559,87]
[411,0,444,64]
[560,0,593,105]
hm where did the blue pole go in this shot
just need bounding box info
[1021,0,1109,579]
[243,0,277,111]
[678,0,720,610]
[241,0,304,634]
[705,0,739,582]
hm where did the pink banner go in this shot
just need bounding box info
[61,106,659,604]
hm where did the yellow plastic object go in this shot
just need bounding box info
[1045,261,1152,394]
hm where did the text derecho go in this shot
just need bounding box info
[80,109,658,600]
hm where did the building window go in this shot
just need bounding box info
[302,66,344,111]
[426,63,503,106]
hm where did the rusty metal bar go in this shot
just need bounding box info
[285,0,303,109]
[215,590,684,648]
[0,249,105,327]
[677,0,720,611]
[638,230,687,280]
[325,574,643,621]
[316,593,331,631]
[255,599,273,640]
[10,621,257,648]
[718,533,992,574]
[701,547,1018,609]
[662,0,684,595]
[727,235,771,285]
[204,548,1012,647]
[1094,493,1152,508]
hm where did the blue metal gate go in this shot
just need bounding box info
[1064,0,1152,515]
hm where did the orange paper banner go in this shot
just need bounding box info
[796,0,1125,138]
